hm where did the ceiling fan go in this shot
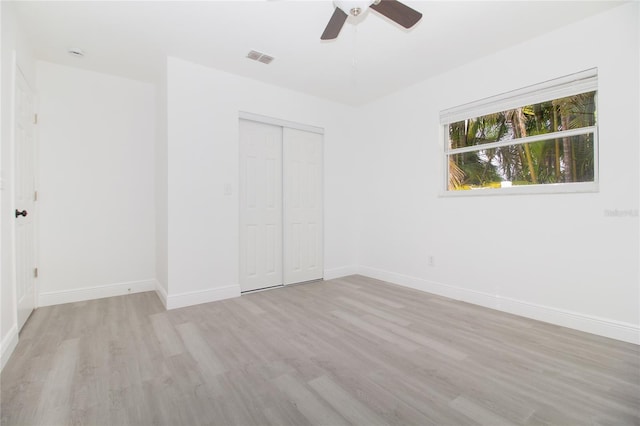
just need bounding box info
[321,0,422,40]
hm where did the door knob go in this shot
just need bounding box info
[15,209,28,218]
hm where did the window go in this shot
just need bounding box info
[441,69,598,195]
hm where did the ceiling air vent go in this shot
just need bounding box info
[258,55,274,65]
[246,50,275,65]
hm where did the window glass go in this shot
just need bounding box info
[449,134,595,190]
[448,91,596,149]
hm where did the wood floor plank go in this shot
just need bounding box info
[307,375,388,426]
[347,288,406,309]
[231,296,266,316]
[330,309,420,351]
[450,395,519,426]
[336,296,412,326]
[149,312,185,358]
[273,373,347,425]
[366,367,474,425]
[2,277,639,426]
[364,313,469,360]
[34,338,80,425]
[176,322,227,379]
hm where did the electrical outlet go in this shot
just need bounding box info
[428,256,435,267]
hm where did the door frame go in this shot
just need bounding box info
[238,112,324,293]
[239,112,324,136]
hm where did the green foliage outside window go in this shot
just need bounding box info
[447,91,596,190]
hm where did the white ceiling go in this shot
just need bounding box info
[9,0,623,105]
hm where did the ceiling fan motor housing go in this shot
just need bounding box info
[334,0,375,16]
[322,0,421,40]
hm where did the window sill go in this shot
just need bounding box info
[438,182,599,197]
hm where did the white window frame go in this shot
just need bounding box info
[440,69,599,197]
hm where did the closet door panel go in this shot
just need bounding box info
[239,119,283,292]
[283,128,323,285]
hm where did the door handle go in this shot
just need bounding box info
[15,209,28,218]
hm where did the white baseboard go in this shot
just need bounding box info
[165,284,240,310]
[1,325,19,371]
[357,266,640,345]
[496,296,640,345]
[357,265,498,308]
[324,265,359,280]
[38,279,157,307]
[155,280,169,309]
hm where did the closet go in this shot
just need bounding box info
[239,117,323,292]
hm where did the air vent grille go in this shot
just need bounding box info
[247,50,262,61]
[246,50,275,65]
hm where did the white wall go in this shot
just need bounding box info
[1,2,36,370]
[36,61,157,306]
[356,3,639,343]
[164,57,358,308]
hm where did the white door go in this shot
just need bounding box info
[283,128,323,285]
[14,67,37,330]
[239,119,283,292]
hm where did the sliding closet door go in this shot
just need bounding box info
[283,128,323,285]
[239,119,283,292]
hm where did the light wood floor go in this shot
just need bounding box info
[2,275,639,426]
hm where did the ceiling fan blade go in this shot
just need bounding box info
[321,7,348,40]
[370,0,422,29]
